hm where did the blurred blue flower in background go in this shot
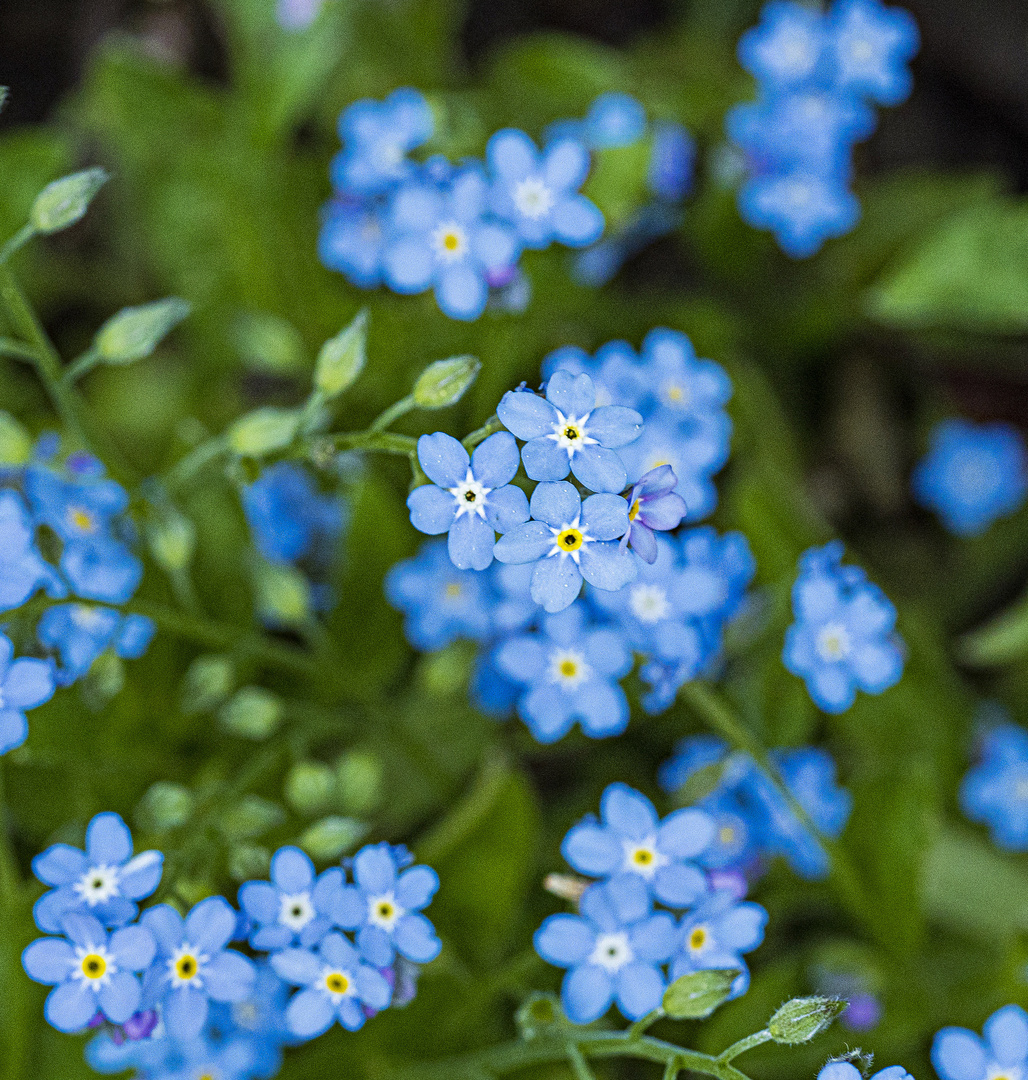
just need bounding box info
[0,490,65,611]
[318,201,387,289]
[829,0,920,105]
[0,631,55,754]
[38,604,154,687]
[960,720,1028,850]
[583,93,648,149]
[243,462,345,566]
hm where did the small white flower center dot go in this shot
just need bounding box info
[816,623,851,662]
[278,891,315,932]
[630,584,671,624]
[513,177,555,220]
[589,932,633,973]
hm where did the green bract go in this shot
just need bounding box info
[315,309,368,398]
[768,996,847,1044]
[95,297,191,364]
[662,969,740,1019]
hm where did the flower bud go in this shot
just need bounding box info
[299,816,368,860]
[0,411,32,465]
[768,996,847,1044]
[227,407,301,457]
[218,686,283,739]
[147,509,196,571]
[285,761,336,817]
[228,844,271,881]
[180,655,234,715]
[137,781,194,832]
[515,993,567,1039]
[95,298,191,365]
[220,795,284,839]
[662,969,739,1019]
[335,750,382,816]
[412,354,480,409]
[315,309,367,398]
[231,311,307,374]
[255,561,311,626]
[30,167,108,234]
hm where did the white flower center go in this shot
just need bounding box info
[630,584,671,624]
[988,1069,1023,1080]
[622,835,668,880]
[321,966,355,1003]
[547,648,592,690]
[589,932,633,973]
[448,468,491,520]
[686,923,712,954]
[513,177,555,220]
[548,410,597,457]
[374,141,405,169]
[72,944,116,988]
[816,623,851,662]
[432,221,469,263]
[547,515,593,565]
[847,37,874,63]
[73,864,121,906]
[168,945,207,989]
[278,891,315,932]
[367,891,406,932]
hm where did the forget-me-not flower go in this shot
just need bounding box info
[271,931,392,1038]
[243,462,345,566]
[960,721,1028,851]
[406,431,529,570]
[648,122,696,202]
[140,896,257,1039]
[32,812,163,934]
[820,1064,913,1080]
[0,632,55,755]
[670,889,767,998]
[621,466,688,563]
[829,0,920,106]
[534,876,677,1024]
[0,489,64,612]
[738,1,827,90]
[912,418,1028,537]
[37,604,155,686]
[493,603,633,742]
[933,1004,1028,1080]
[22,912,156,1032]
[498,370,642,493]
[318,201,387,288]
[561,783,714,908]
[583,93,647,149]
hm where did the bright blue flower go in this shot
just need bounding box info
[382,166,520,320]
[32,812,163,934]
[820,1063,913,1080]
[960,722,1028,850]
[784,541,904,713]
[407,431,529,570]
[670,889,767,998]
[140,896,257,1040]
[60,535,143,605]
[22,912,156,1032]
[385,540,495,650]
[933,1005,1028,1080]
[738,1,827,90]
[583,93,647,149]
[494,482,636,614]
[243,462,345,565]
[621,466,687,563]
[157,1036,257,1080]
[331,841,441,967]
[330,88,433,198]
[488,560,538,636]
[86,1026,173,1076]
[37,604,155,686]
[534,876,677,1024]
[0,489,64,612]
[498,370,643,493]
[470,650,521,720]
[487,129,604,249]
[493,603,633,742]
[649,123,696,202]
[270,931,392,1038]
[24,464,129,544]
[318,200,387,288]
[828,0,919,106]
[0,632,55,755]
[562,783,714,907]
[219,963,296,1077]
[912,418,1028,537]
[238,846,343,952]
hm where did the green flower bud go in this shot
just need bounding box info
[412,354,480,409]
[147,510,196,572]
[662,969,740,1019]
[335,750,382,816]
[768,997,847,1044]
[227,407,301,457]
[515,993,567,1039]
[255,561,311,626]
[180,655,235,716]
[228,844,271,881]
[0,411,33,465]
[220,795,285,839]
[285,761,336,817]
[231,311,307,374]
[218,686,283,740]
[299,816,368,861]
[29,167,108,234]
[417,641,474,698]
[315,309,367,398]
[136,781,194,832]
[95,298,191,365]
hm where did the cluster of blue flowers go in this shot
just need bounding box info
[535,784,767,1023]
[933,1004,1028,1080]
[729,0,918,257]
[0,444,154,752]
[912,418,1028,537]
[22,813,441,1079]
[819,1064,913,1080]
[658,736,852,886]
[960,716,1028,850]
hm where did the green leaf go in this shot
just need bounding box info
[957,587,1028,667]
[412,355,481,408]
[315,309,368,398]
[299,816,369,860]
[220,795,284,839]
[662,969,740,1019]
[767,996,846,1044]
[29,167,108,233]
[95,297,191,364]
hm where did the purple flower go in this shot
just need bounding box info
[621,466,687,563]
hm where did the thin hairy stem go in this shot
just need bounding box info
[462,415,504,451]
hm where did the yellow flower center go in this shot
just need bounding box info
[719,826,736,845]
[325,972,350,994]
[563,426,580,441]
[376,901,395,921]
[445,583,461,598]
[628,499,642,522]
[632,849,654,866]
[176,955,198,980]
[442,231,461,251]
[557,528,583,552]
[666,385,684,402]
[559,660,578,679]
[689,927,707,950]
[82,953,106,978]
[69,507,95,532]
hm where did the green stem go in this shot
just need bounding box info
[716,1030,772,1063]
[626,1008,664,1040]
[0,761,29,1080]
[313,430,419,457]
[62,346,101,385]
[662,1058,681,1080]
[0,223,36,266]
[462,415,503,451]
[369,395,415,433]
[566,1042,597,1080]
[164,437,228,493]
[0,336,39,363]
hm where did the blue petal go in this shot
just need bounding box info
[271,947,321,986]
[562,965,613,1024]
[561,822,619,876]
[494,636,546,683]
[520,684,576,743]
[417,432,470,488]
[32,845,87,888]
[448,512,495,571]
[572,681,629,738]
[534,915,594,967]
[657,808,716,859]
[493,521,553,564]
[109,925,155,971]
[394,913,441,962]
[45,981,98,1033]
[251,924,292,950]
[118,851,163,901]
[546,371,596,419]
[531,555,583,613]
[98,970,140,1023]
[164,984,208,1040]
[271,846,315,894]
[0,709,27,754]
[30,889,74,936]
[22,937,74,984]
[86,813,132,866]
[353,843,397,893]
[395,865,439,911]
[543,139,591,191]
[985,1005,1028,1067]
[522,438,572,482]
[3,658,55,709]
[581,494,631,540]
[382,235,434,294]
[485,485,530,534]
[357,924,393,966]
[139,904,184,954]
[601,784,658,839]
[584,629,632,678]
[356,964,392,1010]
[487,129,537,182]
[472,431,521,488]
[931,1028,986,1080]
[552,195,605,247]
[185,895,236,955]
[286,986,335,1039]
[530,481,581,528]
[203,950,256,1002]
[614,961,665,1020]
[652,864,708,908]
[579,542,636,592]
[572,445,627,494]
[239,880,279,924]
[497,390,556,441]
[408,484,457,535]
[628,913,677,963]
[587,406,643,449]
[61,912,106,949]
[436,264,488,322]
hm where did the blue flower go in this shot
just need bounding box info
[562,783,714,907]
[820,1064,913,1080]
[498,370,642,494]
[270,931,392,1037]
[0,632,55,755]
[384,540,495,650]
[24,464,129,544]
[277,0,323,31]
[219,963,297,1075]
[140,896,257,1039]
[670,889,767,998]
[330,88,434,198]
[331,842,441,967]
[493,603,632,742]
[648,122,696,202]
[382,166,520,320]
[488,560,538,636]
[494,482,636,613]
[60,536,143,605]
[159,1036,257,1080]
[407,431,529,570]
[583,93,647,149]
[238,846,343,951]
[622,466,687,563]
[738,1,828,90]
[37,604,155,686]
[487,129,604,249]
[828,0,919,106]
[22,912,155,1032]
[242,462,345,565]
[32,812,163,933]
[933,1005,1028,1080]
[534,876,677,1024]
[0,489,64,612]
[318,200,387,288]
[783,541,904,713]
[960,721,1028,850]
[912,418,1028,537]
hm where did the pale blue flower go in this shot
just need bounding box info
[933,1005,1028,1080]
[670,889,767,998]
[0,631,55,755]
